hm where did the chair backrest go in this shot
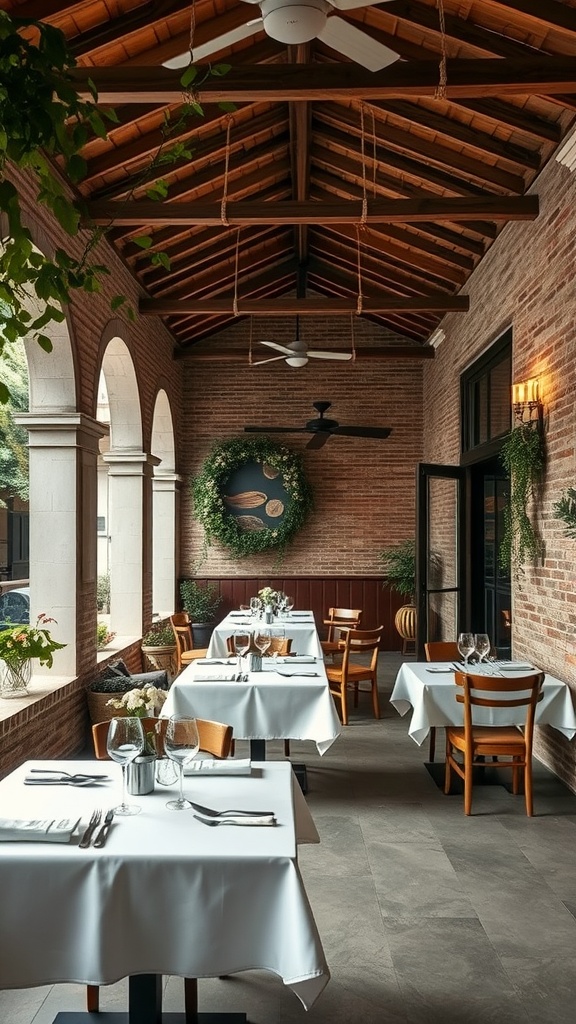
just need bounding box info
[170,613,194,663]
[454,671,544,749]
[425,641,460,662]
[340,626,383,674]
[226,635,292,656]
[324,607,362,643]
[92,716,233,760]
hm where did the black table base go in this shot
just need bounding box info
[53,1014,246,1024]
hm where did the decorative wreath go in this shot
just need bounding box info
[192,437,313,557]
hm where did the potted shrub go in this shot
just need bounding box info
[179,580,223,649]
[379,540,416,653]
[141,621,177,677]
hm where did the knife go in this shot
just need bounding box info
[93,809,115,848]
[78,809,102,848]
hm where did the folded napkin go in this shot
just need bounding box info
[426,665,454,673]
[497,662,535,671]
[0,817,81,843]
[194,812,276,826]
[184,758,252,776]
[193,667,239,681]
[267,655,316,665]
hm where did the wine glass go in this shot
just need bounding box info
[269,625,285,660]
[163,715,200,810]
[107,716,145,816]
[457,632,476,670]
[284,595,294,614]
[254,627,272,658]
[474,633,491,665]
[250,597,262,619]
[233,630,251,675]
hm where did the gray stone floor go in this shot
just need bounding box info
[3,653,576,1023]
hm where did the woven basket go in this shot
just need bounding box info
[86,689,129,725]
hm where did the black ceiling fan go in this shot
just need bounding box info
[244,401,392,450]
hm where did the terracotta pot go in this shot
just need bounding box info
[141,643,177,678]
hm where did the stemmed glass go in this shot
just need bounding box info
[233,630,251,675]
[250,597,262,619]
[254,627,271,659]
[163,715,200,810]
[457,632,476,670]
[284,595,294,614]
[474,633,491,667]
[107,716,145,816]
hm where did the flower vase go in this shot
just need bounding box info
[0,658,32,698]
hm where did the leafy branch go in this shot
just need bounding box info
[499,423,545,576]
[552,487,576,539]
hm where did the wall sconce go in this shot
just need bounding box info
[512,378,542,426]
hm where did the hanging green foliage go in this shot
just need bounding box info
[552,487,576,540]
[0,338,29,504]
[498,423,545,575]
[192,437,313,558]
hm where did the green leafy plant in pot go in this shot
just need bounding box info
[379,540,416,653]
[179,580,223,649]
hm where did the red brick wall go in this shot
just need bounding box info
[421,152,576,792]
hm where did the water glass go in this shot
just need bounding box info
[233,630,251,674]
[474,633,491,664]
[249,597,262,619]
[254,627,272,657]
[106,716,145,815]
[457,632,475,669]
[164,715,200,810]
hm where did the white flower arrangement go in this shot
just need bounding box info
[107,684,167,718]
[258,587,278,607]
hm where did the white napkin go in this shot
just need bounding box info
[0,817,81,843]
[266,655,316,665]
[426,664,454,673]
[193,667,238,681]
[497,662,535,671]
[184,758,252,776]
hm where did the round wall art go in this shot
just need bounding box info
[192,437,313,557]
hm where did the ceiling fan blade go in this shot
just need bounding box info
[261,340,294,355]
[251,355,288,365]
[306,431,332,450]
[307,350,353,360]
[332,425,392,439]
[329,0,395,9]
[163,21,262,66]
[317,18,400,72]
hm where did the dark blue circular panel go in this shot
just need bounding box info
[222,461,290,532]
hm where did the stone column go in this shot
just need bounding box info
[152,473,181,619]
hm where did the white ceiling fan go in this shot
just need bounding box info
[251,319,353,367]
[164,0,400,73]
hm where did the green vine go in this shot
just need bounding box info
[499,423,545,575]
[552,487,576,539]
[192,437,313,558]
[0,13,232,403]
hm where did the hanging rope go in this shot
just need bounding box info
[371,107,378,198]
[188,0,196,56]
[220,115,233,227]
[435,0,448,100]
[359,103,368,226]
[350,314,357,362]
[248,316,254,365]
[355,224,364,316]
[232,227,240,317]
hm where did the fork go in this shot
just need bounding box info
[193,814,276,827]
[78,808,102,848]
[274,670,319,677]
[189,800,275,817]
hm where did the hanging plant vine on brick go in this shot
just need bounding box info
[498,422,545,576]
[552,487,576,540]
[192,437,313,558]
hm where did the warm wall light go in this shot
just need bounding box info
[512,378,542,426]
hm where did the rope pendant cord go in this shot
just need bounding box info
[220,115,233,227]
[232,227,240,316]
[371,107,377,198]
[355,224,363,316]
[248,316,254,364]
[436,0,448,99]
[359,103,368,225]
[350,314,357,362]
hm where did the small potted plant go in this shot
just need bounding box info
[97,621,116,650]
[0,612,66,698]
[379,541,416,653]
[141,621,177,677]
[106,685,169,794]
[179,580,223,649]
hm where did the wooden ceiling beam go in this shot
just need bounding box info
[84,196,538,226]
[139,295,470,315]
[72,59,576,104]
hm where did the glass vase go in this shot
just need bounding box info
[0,658,32,698]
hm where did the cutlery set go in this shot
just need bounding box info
[24,770,110,787]
[190,800,277,827]
[78,808,115,848]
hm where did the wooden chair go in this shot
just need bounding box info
[326,626,383,726]
[321,607,362,659]
[170,611,209,673]
[88,715,233,1017]
[424,641,461,762]
[226,635,292,657]
[444,671,544,816]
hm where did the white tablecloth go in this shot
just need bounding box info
[390,662,576,745]
[163,659,341,755]
[0,759,329,1009]
[208,611,323,659]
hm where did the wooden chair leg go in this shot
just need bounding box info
[284,739,290,756]
[525,759,534,817]
[184,978,198,1023]
[340,683,348,726]
[86,985,99,1012]
[371,677,380,720]
[428,727,436,762]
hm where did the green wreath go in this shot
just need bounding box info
[192,437,313,557]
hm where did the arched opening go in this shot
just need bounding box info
[151,389,178,618]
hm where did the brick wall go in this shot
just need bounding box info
[421,152,576,791]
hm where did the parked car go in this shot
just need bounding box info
[0,587,30,631]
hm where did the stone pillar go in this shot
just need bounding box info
[152,473,181,618]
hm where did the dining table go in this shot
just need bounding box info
[207,611,323,660]
[390,660,576,748]
[162,655,341,763]
[0,758,329,1024]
